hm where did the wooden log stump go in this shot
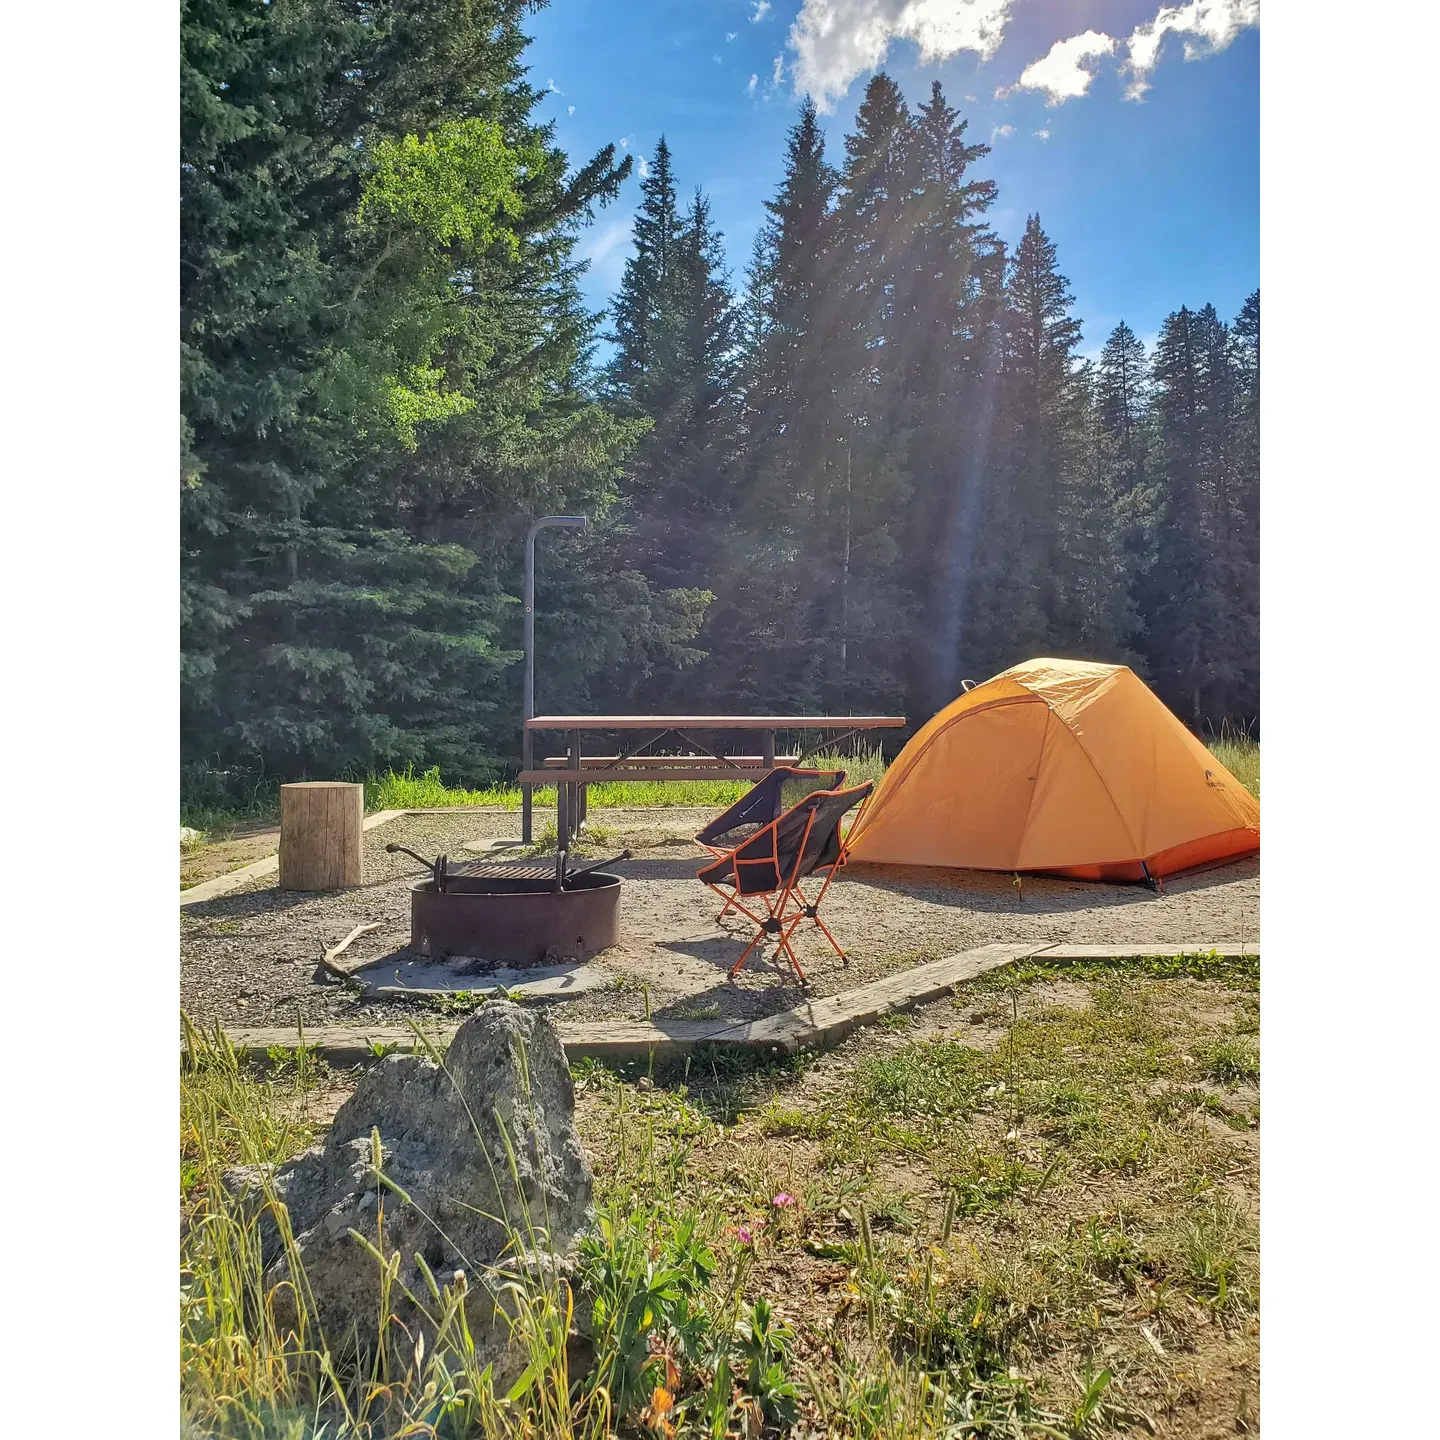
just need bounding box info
[279,782,364,891]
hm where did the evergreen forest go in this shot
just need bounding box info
[181,0,1259,797]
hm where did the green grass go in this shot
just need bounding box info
[363,748,890,814]
[180,797,280,835]
[1207,728,1259,800]
[180,956,1260,1437]
[187,737,1251,829]
[571,966,1259,1434]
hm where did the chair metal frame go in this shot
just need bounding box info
[696,781,873,982]
[695,767,846,923]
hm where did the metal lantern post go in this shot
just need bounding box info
[522,514,587,842]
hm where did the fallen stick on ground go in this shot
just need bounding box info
[314,922,383,982]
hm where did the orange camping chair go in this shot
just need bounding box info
[695,767,846,922]
[696,781,873,982]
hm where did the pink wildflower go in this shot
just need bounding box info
[735,1224,753,1245]
[772,1192,796,1208]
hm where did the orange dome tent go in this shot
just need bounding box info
[847,659,1259,882]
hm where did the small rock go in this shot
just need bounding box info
[636,1075,653,1092]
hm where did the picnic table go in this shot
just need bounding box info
[519,714,906,846]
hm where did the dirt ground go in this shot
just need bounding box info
[181,820,281,889]
[179,808,1259,1033]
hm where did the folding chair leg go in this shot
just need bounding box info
[796,862,855,959]
[710,886,774,978]
[810,913,847,960]
[729,925,769,977]
[727,890,797,980]
[776,917,807,983]
[767,883,811,983]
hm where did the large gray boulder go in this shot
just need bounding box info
[233,1002,592,1367]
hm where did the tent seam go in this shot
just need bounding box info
[851,696,1042,839]
[1012,707,1057,866]
[1051,709,1147,861]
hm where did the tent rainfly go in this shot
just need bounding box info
[846,658,1259,882]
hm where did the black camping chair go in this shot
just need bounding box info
[696,780,873,982]
[695,767,846,921]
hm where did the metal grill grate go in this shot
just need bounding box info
[444,859,561,882]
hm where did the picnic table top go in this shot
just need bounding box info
[525,714,906,730]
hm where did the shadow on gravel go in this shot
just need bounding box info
[844,855,1257,917]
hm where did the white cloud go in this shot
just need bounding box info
[990,123,1013,140]
[998,2,1257,111]
[638,156,651,178]
[1034,127,1050,140]
[747,72,759,97]
[789,0,1013,111]
[751,0,772,21]
[1005,29,1115,104]
[567,104,575,116]
[727,31,739,42]
[618,135,632,150]
[1124,0,1258,99]
[714,54,723,63]
[577,218,632,289]
[547,78,563,94]
[771,52,785,88]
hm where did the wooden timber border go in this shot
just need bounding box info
[180,810,410,906]
[209,942,1258,1067]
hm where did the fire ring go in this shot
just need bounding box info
[388,845,627,965]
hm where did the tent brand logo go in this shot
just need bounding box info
[1204,769,1225,789]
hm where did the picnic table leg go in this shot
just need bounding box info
[568,729,583,846]
[762,729,775,772]
[521,725,533,844]
[575,729,589,830]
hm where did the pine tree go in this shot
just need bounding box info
[1095,320,1159,635]
[1144,305,1228,722]
[620,186,740,596]
[818,74,920,709]
[1060,361,1142,656]
[737,94,839,529]
[1096,321,1153,493]
[990,215,1085,653]
[895,82,1000,713]
[606,136,682,412]
[1228,290,1260,721]
[1195,303,1239,713]
[703,97,843,711]
[986,216,1135,663]
[180,0,704,791]
[599,145,742,702]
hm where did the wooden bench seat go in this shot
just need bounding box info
[519,768,786,785]
[541,754,800,770]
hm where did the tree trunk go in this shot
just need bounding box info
[839,440,852,696]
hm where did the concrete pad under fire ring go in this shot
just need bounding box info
[350,954,611,1001]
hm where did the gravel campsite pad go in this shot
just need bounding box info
[180,808,1259,1033]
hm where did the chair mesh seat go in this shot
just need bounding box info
[694,772,873,982]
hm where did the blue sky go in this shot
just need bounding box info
[526,0,1258,359]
